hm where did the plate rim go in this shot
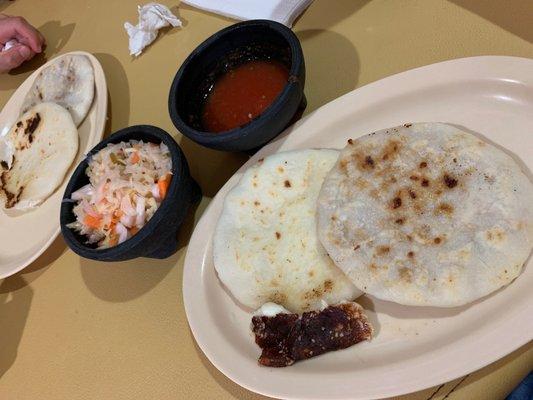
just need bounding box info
[183,55,533,400]
[0,50,108,279]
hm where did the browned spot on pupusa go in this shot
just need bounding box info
[254,200,260,206]
[353,151,376,172]
[277,166,284,173]
[353,244,360,251]
[355,177,369,190]
[308,270,315,277]
[26,113,41,136]
[303,280,334,301]
[421,178,430,187]
[339,158,349,174]
[419,161,427,169]
[376,245,390,256]
[347,139,353,145]
[484,174,496,184]
[395,218,404,225]
[380,140,401,161]
[408,189,417,199]
[443,174,458,189]
[275,232,281,239]
[435,202,454,216]
[407,251,415,258]
[399,267,412,283]
[434,237,442,244]
[2,184,24,209]
[269,292,287,304]
[486,228,506,242]
[323,280,333,292]
[391,196,402,209]
[284,180,291,188]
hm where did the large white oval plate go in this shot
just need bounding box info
[183,56,533,400]
[0,51,107,279]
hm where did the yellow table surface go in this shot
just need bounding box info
[0,1,531,399]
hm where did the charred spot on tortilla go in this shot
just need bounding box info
[391,196,402,209]
[25,112,41,142]
[443,174,458,189]
[251,302,373,367]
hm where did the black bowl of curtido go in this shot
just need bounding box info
[168,19,306,152]
[60,125,201,261]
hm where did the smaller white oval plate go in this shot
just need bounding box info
[183,56,533,400]
[0,51,107,279]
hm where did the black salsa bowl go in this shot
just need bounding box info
[60,125,201,261]
[168,19,306,152]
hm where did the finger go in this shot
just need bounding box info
[0,44,34,73]
[0,17,43,53]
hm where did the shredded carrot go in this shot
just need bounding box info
[129,226,139,236]
[130,151,140,164]
[109,234,119,247]
[158,174,171,199]
[84,214,102,229]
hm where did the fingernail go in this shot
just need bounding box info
[18,46,31,59]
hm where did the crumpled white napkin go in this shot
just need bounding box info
[182,0,313,27]
[124,3,182,56]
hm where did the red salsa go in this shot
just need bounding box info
[202,60,289,133]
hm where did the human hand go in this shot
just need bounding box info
[0,14,45,73]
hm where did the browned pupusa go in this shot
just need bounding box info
[0,103,78,210]
[317,123,533,307]
[213,150,361,313]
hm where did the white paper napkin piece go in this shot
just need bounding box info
[181,0,313,27]
[124,3,182,57]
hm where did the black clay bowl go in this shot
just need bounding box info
[60,125,201,262]
[168,19,305,152]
